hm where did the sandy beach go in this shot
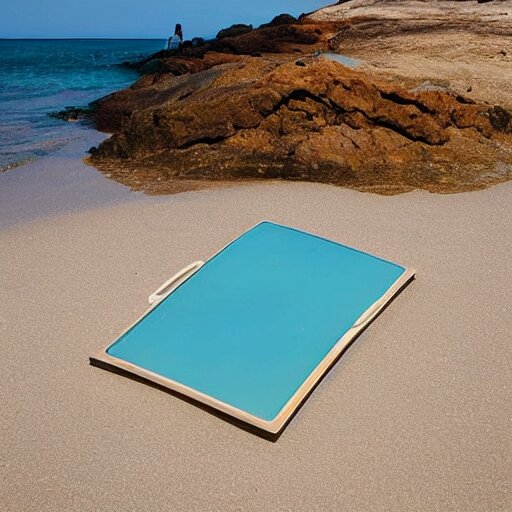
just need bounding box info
[1,149,511,509]
[0,129,142,229]
[1,2,511,509]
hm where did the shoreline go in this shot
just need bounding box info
[0,127,142,229]
[0,38,163,173]
[6,2,511,198]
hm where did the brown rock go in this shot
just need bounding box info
[216,24,253,40]
[90,57,512,194]
[259,14,298,29]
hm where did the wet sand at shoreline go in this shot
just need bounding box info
[1,169,511,510]
[0,129,140,229]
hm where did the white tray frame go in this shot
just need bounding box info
[90,221,416,435]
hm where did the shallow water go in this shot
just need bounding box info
[322,52,360,69]
[0,128,143,229]
[0,39,164,170]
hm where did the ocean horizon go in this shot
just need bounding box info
[0,38,165,171]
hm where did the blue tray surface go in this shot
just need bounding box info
[108,222,405,421]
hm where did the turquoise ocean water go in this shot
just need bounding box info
[0,39,164,170]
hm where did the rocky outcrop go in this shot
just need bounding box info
[259,14,298,29]
[312,0,512,111]
[78,5,512,194]
[134,52,246,79]
[216,24,253,40]
[89,56,512,194]
[125,20,339,69]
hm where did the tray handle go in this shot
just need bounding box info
[148,261,204,305]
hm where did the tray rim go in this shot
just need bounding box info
[90,220,416,434]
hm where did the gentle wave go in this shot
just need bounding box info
[0,39,164,170]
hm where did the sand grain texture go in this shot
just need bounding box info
[1,179,511,511]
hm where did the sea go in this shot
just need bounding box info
[0,39,164,171]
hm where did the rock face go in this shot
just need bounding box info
[311,0,512,111]
[90,55,512,194]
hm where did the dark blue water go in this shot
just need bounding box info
[0,39,164,170]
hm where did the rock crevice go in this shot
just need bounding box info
[87,13,512,195]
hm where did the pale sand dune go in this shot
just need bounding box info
[1,178,511,511]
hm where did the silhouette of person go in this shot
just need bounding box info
[167,23,183,50]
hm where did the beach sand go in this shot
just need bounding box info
[0,129,142,229]
[1,154,511,510]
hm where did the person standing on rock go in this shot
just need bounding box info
[167,24,183,50]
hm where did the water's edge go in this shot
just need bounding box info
[0,39,164,171]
